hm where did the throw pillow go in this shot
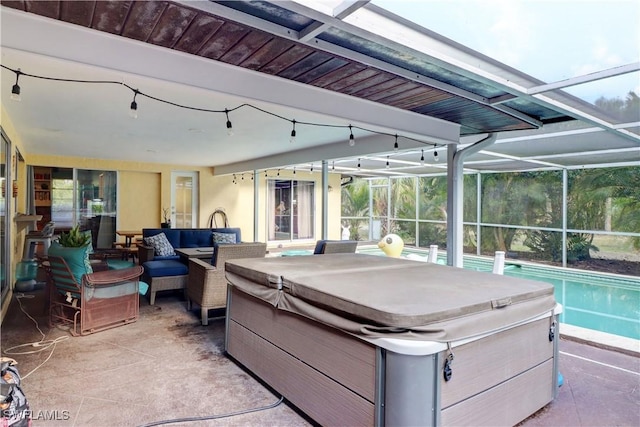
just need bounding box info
[48,241,93,284]
[144,233,176,257]
[212,232,237,244]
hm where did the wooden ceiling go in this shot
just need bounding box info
[1,0,545,135]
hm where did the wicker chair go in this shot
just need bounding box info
[186,242,267,325]
[313,240,358,254]
[46,255,143,336]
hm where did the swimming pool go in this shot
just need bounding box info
[357,246,640,340]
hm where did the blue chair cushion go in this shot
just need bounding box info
[153,255,181,261]
[107,259,136,270]
[48,241,93,283]
[181,230,213,248]
[313,240,328,254]
[143,260,188,277]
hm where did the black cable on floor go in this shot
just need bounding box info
[137,395,284,427]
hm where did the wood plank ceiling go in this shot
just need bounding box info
[1,0,545,135]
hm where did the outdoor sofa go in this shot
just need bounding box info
[138,227,241,305]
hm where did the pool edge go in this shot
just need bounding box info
[560,323,640,357]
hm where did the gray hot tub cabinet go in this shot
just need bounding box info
[224,254,560,426]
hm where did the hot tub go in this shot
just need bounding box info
[224,254,561,426]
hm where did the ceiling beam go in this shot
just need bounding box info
[527,62,640,95]
[214,132,429,175]
[298,0,371,42]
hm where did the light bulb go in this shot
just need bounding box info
[394,135,399,152]
[129,100,138,119]
[225,109,233,136]
[386,156,390,169]
[348,126,355,146]
[433,150,439,162]
[10,70,21,102]
[420,150,425,166]
[290,120,296,143]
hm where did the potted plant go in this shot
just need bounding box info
[58,224,92,247]
[161,207,171,228]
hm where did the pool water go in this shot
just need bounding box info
[357,247,640,340]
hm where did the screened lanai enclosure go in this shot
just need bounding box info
[342,165,639,272]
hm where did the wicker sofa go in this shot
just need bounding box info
[138,227,242,305]
[187,242,267,325]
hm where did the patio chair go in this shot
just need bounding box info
[46,255,143,336]
[313,240,358,254]
[186,242,267,325]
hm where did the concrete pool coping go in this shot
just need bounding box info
[561,323,639,357]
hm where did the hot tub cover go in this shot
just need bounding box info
[226,254,556,342]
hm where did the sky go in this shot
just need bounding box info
[308,0,640,105]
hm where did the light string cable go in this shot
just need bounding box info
[1,64,443,150]
[3,293,69,380]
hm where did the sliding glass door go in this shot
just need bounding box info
[268,179,315,241]
[77,169,117,249]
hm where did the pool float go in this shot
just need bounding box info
[378,234,404,258]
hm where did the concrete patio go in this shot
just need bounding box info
[1,284,638,427]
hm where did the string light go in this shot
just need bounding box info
[310,163,314,173]
[433,146,439,162]
[232,174,237,184]
[277,169,280,176]
[1,64,443,150]
[332,161,335,171]
[11,69,21,102]
[420,149,425,166]
[225,108,233,136]
[290,120,296,143]
[293,167,296,175]
[386,156,390,169]
[129,89,139,119]
[357,158,361,171]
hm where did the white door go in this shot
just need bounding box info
[171,171,198,228]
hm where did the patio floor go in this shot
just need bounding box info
[1,284,638,426]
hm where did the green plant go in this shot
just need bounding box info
[58,224,91,247]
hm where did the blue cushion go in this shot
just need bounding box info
[181,230,212,248]
[107,259,136,270]
[313,240,328,254]
[153,255,181,261]
[139,281,149,296]
[48,241,93,283]
[143,260,188,277]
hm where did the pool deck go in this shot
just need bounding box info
[2,285,639,426]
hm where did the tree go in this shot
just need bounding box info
[341,177,370,240]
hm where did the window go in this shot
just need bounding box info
[268,179,314,241]
[51,178,74,229]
